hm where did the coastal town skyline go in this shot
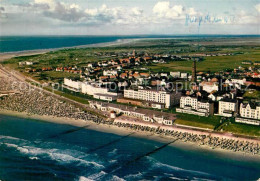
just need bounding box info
[0,0,260,35]
[0,1,260,180]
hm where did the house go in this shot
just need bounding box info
[25,61,34,65]
[242,60,252,65]
[170,72,181,78]
[180,73,188,79]
[200,79,219,93]
[254,61,260,66]
[103,69,118,76]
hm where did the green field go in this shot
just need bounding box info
[174,114,221,130]
[222,121,260,137]
[243,90,260,99]
[145,49,260,72]
[3,37,260,75]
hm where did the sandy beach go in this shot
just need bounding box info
[1,109,260,161]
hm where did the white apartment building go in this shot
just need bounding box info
[64,78,120,101]
[63,78,82,92]
[176,96,213,116]
[82,82,119,96]
[235,102,260,125]
[239,103,260,120]
[218,98,237,117]
[124,89,180,108]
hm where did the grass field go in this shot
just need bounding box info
[145,49,260,72]
[222,121,260,137]
[174,113,221,129]
[243,90,260,99]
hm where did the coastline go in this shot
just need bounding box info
[1,109,260,161]
[0,38,139,62]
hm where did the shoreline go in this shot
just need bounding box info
[0,38,140,62]
[1,109,260,160]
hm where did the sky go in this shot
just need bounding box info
[0,0,259,35]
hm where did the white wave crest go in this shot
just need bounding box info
[147,157,212,176]
[108,175,126,181]
[29,156,39,160]
[87,171,107,180]
[108,148,117,155]
[124,172,143,179]
[0,135,26,142]
[78,176,93,181]
[3,143,104,169]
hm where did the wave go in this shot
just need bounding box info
[78,176,93,181]
[29,156,39,160]
[108,148,118,155]
[124,172,143,180]
[109,159,117,164]
[0,135,26,142]
[146,157,214,177]
[108,175,126,181]
[86,171,107,180]
[3,142,104,169]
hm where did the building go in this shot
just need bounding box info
[170,72,181,78]
[180,73,188,79]
[81,82,120,101]
[63,78,82,92]
[200,81,219,93]
[254,61,260,66]
[123,88,181,108]
[218,98,237,117]
[89,101,177,125]
[176,96,214,117]
[235,102,260,125]
[117,97,165,109]
[93,93,118,101]
[242,60,252,65]
[103,69,118,76]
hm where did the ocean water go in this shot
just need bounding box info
[1,35,259,53]
[0,35,172,53]
[0,114,260,181]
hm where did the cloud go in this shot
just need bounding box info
[153,1,186,19]
[235,10,259,24]
[34,0,55,10]
[0,0,259,35]
[84,4,148,25]
[43,2,84,22]
[255,4,260,13]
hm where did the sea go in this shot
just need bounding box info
[1,35,259,53]
[0,114,260,181]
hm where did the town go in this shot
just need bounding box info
[15,48,260,129]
